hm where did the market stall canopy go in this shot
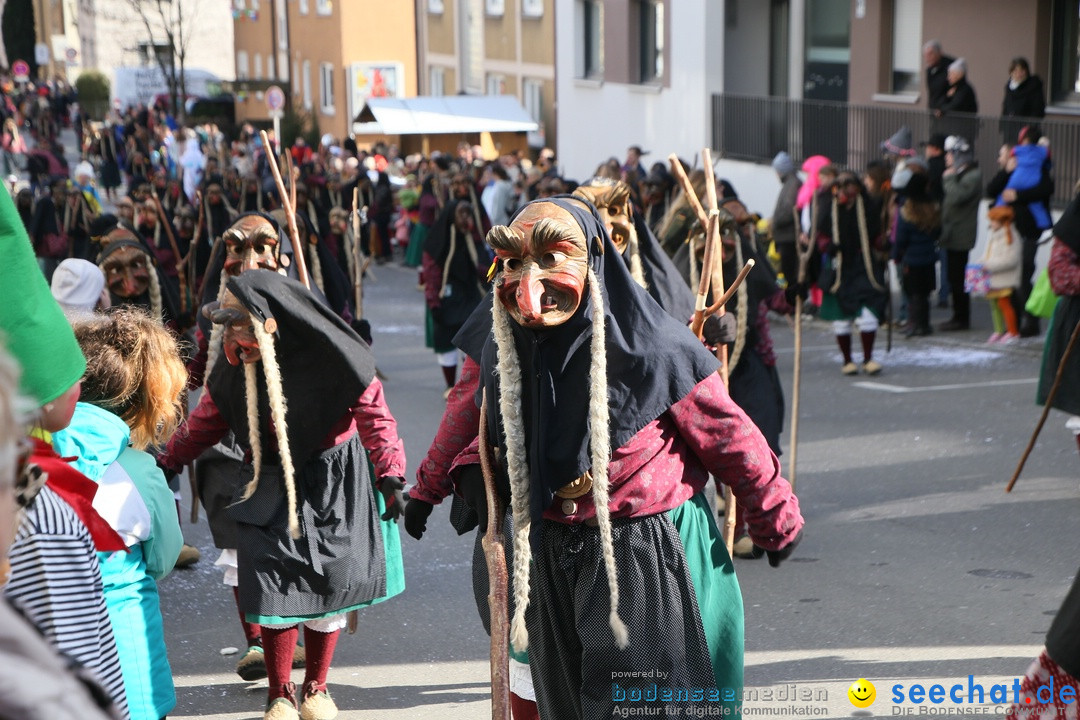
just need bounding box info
[353,95,539,135]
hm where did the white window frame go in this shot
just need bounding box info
[292,60,300,94]
[428,0,444,13]
[319,62,335,114]
[302,59,312,110]
[521,0,542,17]
[523,78,542,123]
[251,0,259,9]
[890,0,922,94]
[316,0,331,15]
[234,0,245,9]
[236,50,249,80]
[266,55,275,80]
[637,0,663,84]
[486,0,504,15]
[430,66,445,96]
[575,0,603,79]
[486,73,505,95]
[253,53,263,81]
[299,0,309,15]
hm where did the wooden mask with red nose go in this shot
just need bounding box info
[488,202,590,329]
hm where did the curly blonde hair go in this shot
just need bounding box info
[72,307,187,450]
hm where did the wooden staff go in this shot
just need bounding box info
[150,188,190,315]
[260,130,309,289]
[701,148,737,557]
[787,208,814,494]
[667,153,710,231]
[478,389,511,720]
[1006,317,1080,492]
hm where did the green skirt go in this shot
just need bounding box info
[405,223,427,267]
[670,491,744,707]
[510,492,744,711]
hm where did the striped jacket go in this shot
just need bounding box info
[5,485,131,720]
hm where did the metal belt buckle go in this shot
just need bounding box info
[555,470,593,499]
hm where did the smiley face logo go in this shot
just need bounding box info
[848,678,876,708]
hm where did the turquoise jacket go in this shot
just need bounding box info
[52,402,180,720]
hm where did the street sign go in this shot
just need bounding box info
[11,60,29,82]
[266,85,285,112]
[65,47,77,62]
[34,43,49,65]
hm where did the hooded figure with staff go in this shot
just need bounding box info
[441,196,802,719]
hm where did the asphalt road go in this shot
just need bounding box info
[159,259,1079,720]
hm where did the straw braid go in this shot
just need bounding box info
[828,199,844,294]
[252,320,301,539]
[240,361,262,499]
[491,295,533,653]
[146,264,164,321]
[586,268,629,649]
[855,194,885,292]
[202,273,230,384]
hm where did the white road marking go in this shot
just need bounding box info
[853,378,1038,393]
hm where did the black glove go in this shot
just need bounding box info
[783,281,809,306]
[767,528,803,568]
[351,318,373,345]
[403,495,434,540]
[702,313,737,347]
[456,464,488,533]
[378,476,406,522]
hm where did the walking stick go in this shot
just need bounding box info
[1006,318,1080,492]
[788,210,813,494]
[351,187,373,319]
[701,148,738,558]
[260,130,309,290]
[150,188,190,315]
[478,389,511,720]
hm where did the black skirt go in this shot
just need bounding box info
[228,433,387,622]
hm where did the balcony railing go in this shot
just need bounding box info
[711,93,1080,208]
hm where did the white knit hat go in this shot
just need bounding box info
[51,258,105,317]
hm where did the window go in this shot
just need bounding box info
[890,0,921,93]
[487,73,505,95]
[299,0,309,14]
[523,78,542,122]
[486,0,504,15]
[236,50,249,79]
[522,0,543,17]
[430,66,445,96]
[575,0,602,79]
[276,0,289,49]
[292,60,300,93]
[429,0,444,13]
[253,53,263,81]
[316,0,331,15]
[302,59,312,109]
[638,0,663,83]
[320,63,335,113]
[234,0,245,9]
[1051,0,1080,103]
[251,0,259,9]
[266,55,275,80]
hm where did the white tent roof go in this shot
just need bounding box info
[354,95,539,135]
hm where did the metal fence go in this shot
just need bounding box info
[711,93,1080,208]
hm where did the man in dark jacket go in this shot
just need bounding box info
[924,40,955,113]
[770,151,803,286]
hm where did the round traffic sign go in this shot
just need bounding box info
[65,47,77,61]
[11,60,29,79]
[266,85,285,111]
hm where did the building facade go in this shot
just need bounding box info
[232,0,417,142]
[557,0,1080,215]
[417,0,555,153]
[76,0,234,95]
